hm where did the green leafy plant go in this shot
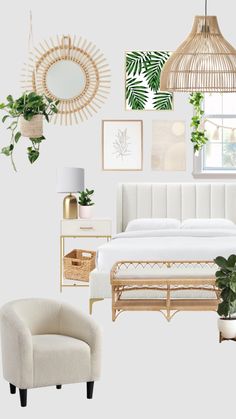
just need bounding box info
[214,254,236,318]
[189,92,209,154]
[78,189,95,206]
[0,92,59,171]
[125,51,173,111]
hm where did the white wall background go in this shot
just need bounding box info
[0,0,236,418]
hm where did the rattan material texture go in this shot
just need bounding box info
[19,115,43,138]
[110,260,219,321]
[64,249,96,282]
[22,35,110,125]
[160,16,236,92]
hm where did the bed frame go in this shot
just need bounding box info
[89,182,236,315]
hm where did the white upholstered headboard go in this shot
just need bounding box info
[117,183,236,233]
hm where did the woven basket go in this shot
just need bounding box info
[63,249,96,282]
[19,115,43,138]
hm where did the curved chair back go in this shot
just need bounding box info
[1,299,61,335]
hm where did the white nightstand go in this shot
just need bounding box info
[60,218,112,291]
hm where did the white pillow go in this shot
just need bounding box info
[125,218,181,232]
[181,218,235,229]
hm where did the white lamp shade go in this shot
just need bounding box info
[57,167,84,193]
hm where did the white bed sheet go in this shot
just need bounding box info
[96,228,236,272]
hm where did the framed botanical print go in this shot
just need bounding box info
[102,120,143,171]
[125,51,173,111]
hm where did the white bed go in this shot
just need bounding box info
[89,183,236,312]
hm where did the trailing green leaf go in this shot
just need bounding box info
[189,92,208,154]
[0,92,59,171]
[1,144,14,156]
[14,132,21,143]
[27,147,40,164]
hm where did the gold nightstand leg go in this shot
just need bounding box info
[60,236,65,293]
[89,298,104,314]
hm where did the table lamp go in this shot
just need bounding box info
[57,167,84,219]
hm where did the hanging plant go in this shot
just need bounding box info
[0,92,59,171]
[189,92,209,154]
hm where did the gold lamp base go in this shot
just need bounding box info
[63,194,78,219]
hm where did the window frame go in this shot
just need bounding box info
[193,95,236,178]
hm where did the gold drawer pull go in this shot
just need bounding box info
[79,226,94,230]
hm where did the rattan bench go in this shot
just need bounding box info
[110,260,219,321]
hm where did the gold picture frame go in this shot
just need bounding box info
[22,35,110,125]
[102,120,143,171]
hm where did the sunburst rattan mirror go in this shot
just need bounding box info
[22,35,110,125]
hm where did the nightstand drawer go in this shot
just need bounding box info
[61,219,112,237]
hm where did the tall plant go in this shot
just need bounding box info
[189,92,208,154]
[214,255,236,318]
[0,92,59,171]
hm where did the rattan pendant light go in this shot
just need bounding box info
[160,0,236,92]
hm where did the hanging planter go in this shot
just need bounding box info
[189,92,209,154]
[19,114,43,138]
[0,92,59,171]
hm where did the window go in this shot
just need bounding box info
[194,93,236,176]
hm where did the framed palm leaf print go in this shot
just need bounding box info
[125,51,173,111]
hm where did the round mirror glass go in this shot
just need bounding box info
[46,60,86,100]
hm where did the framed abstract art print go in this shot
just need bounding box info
[102,120,143,171]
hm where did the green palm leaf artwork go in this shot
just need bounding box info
[153,91,173,110]
[126,77,148,110]
[125,51,173,111]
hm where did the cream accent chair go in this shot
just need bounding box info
[0,299,102,407]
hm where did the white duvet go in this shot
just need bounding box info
[96,229,236,272]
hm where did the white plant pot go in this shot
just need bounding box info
[19,115,43,138]
[79,205,93,219]
[218,318,236,339]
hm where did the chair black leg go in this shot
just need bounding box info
[19,389,27,407]
[87,381,94,399]
[9,383,16,394]
[56,385,62,389]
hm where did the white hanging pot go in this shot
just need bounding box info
[79,205,93,219]
[19,114,43,138]
[218,317,236,339]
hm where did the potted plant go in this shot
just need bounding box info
[0,91,59,171]
[78,189,94,219]
[214,254,236,339]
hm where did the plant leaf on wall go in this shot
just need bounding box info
[153,91,173,110]
[143,51,170,91]
[126,52,151,76]
[126,78,148,110]
[125,51,173,110]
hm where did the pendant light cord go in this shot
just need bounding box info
[204,0,208,32]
